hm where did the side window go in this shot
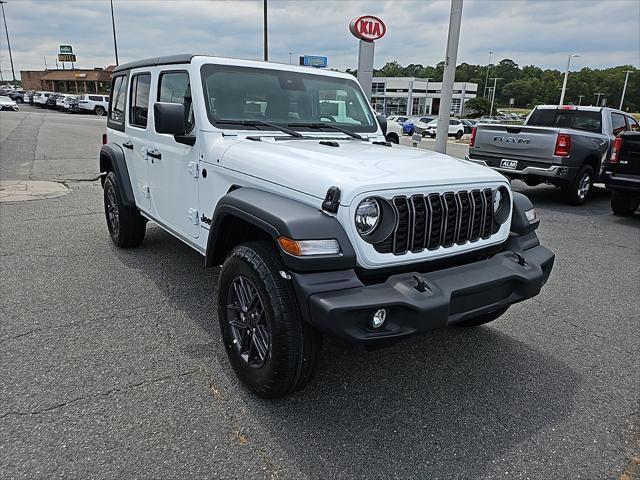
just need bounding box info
[626,116,640,132]
[89,95,102,101]
[158,71,194,132]
[611,113,627,135]
[108,75,128,131]
[129,73,151,128]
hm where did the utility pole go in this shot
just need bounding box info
[489,77,503,117]
[0,1,16,82]
[434,0,463,154]
[483,51,493,98]
[110,0,119,65]
[559,54,579,106]
[577,94,584,106]
[619,70,634,109]
[263,0,268,61]
[289,52,292,65]
[595,92,605,106]
[424,77,433,114]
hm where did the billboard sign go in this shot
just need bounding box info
[59,45,73,54]
[58,54,77,63]
[349,15,386,42]
[299,55,328,68]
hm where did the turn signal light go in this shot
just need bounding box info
[610,137,622,163]
[469,127,477,147]
[277,237,340,256]
[554,133,571,156]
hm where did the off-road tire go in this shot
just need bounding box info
[218,242,321,398]
[455,306,509,327]
[610,191,640,216]
[562,165,593,206]
[94,106,106,116]
[103,172,146,248]
[385,133,399,144]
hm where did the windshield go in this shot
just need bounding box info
[527,108,602,134]
[201,64,376,132]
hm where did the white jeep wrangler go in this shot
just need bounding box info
[100,55,555,398]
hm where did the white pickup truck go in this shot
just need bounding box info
[99,54,554,397]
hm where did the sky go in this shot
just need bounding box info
[0,0,639,79]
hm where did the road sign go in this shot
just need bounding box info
[58,54,77,63]
[59,45,73,54]
[299,55,328,68]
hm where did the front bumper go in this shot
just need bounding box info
[291,239,554,344]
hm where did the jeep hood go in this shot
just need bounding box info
[220,138,506,206]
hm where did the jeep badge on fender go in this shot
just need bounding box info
[99,54,555,398]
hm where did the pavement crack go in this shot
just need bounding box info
[0,368,201,419]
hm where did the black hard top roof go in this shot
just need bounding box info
[112,54,195,73]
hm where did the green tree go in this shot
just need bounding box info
[465,97,492,117]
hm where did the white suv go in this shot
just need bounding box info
[75,94,109,115]
[33,91,53,106]
[418,118,466,139]
[99,54,554,398]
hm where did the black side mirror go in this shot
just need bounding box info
[154,102,186,135]
[376,114,387,136]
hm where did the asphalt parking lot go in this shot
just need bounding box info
[1,107,638,479]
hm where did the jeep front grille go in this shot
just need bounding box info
[373,188,494,255]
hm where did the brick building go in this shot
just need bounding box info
[20,67,114,94]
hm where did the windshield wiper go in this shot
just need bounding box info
[215,118,303,138]
[287,122,365,141]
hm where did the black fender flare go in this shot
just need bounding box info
[510,191,539,236]
[99,143,135,206]
[205,188,357,272]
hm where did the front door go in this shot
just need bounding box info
[148,70,199,239]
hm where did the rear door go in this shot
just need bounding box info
[148,69,199,238]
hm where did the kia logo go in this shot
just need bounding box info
[349,15,387,42]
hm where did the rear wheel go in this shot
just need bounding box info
[455,306,509,327]
[103,172,146,248]
[610,191,640,216]
[455,130,463,140]
[562,165,593,206]
[385,133,399,144]
[218,242,321,398]
[94,106,106,116]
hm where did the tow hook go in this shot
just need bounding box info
[413,275,431,293]
[512,252,526,266]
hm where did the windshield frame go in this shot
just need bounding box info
[200,64,377,134]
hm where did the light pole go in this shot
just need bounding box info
[434,0,463,154]
[559,54,579,106]
[0,1,16,82]
[483,51,493,98]
[577,94,584,106]
[489,77,502,117]
[595,92,605,106]
[263,0,268,61]
[110,0,119,65]
[289,52,292,65]
[619,70,634,109]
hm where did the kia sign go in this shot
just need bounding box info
[349,16,386,42]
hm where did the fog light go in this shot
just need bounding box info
[525,208,537,223]
[371,309,387,329]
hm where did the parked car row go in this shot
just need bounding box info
[19,90,110,115]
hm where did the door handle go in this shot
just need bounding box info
[147,149,162,159]
[122,141,134,149]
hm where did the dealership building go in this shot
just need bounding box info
[369,77,478,117]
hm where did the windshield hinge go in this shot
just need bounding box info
[187,161,199,178]
[322,186,341,213]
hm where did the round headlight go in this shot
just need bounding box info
[493,189,502,214]
[355,198,380,236]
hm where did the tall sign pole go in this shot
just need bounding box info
[0,1,16,82]
[350,16,386,102]
[110,0,119,66]
[263,0,268,61]
[619,70,633,110]
[434,0,463,154]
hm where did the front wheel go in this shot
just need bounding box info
[455,130,463,140]
[562,165,593,206]
[610,191,640,216]
[94,106,106,116]
[385,133,399,144]
[218,242,321,398]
